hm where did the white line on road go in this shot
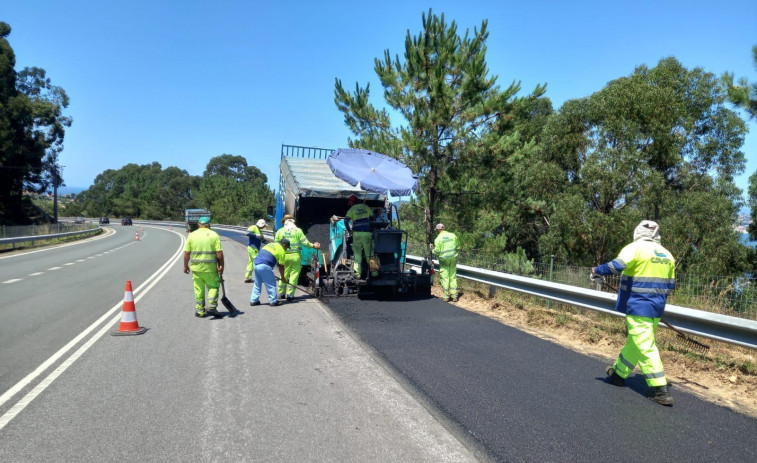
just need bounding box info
[29,272,44,276]
[0,228,187,430]
[2,279,22,284]
[47,267,62,271]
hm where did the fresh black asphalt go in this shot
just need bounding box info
[220,229,757,462]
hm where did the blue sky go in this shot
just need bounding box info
[3,0,756,202]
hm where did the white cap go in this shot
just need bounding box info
[256,219,267,228]
[435,223,444,230]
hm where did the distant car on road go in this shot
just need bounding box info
[121,217,132,226]
[75,217,85,224]
[99,217,110,224]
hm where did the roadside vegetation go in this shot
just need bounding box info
[1,13,755,294]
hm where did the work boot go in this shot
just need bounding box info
[452,295,459,302]
[206,308,222,318]
[646,385,674,406]
[270,300,283,307]
[195,311,206,318]
[444,296,451,302]
[605,365,625,387]
[250,301,260,306]
[286,295,294,302]
[244,278,252,283]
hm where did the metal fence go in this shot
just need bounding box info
[0,223,95,238]
[407,243,757,320]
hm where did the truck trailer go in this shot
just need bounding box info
[275,144,433,298]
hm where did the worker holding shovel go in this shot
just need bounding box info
[183,216,224,318]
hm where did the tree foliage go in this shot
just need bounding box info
[68,163,201,220]
[0,22,71,223]
[196,154,274,225]
[335,10,546,248]
[534,57,749,273]
[722,45,757,120]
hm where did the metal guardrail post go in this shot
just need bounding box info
[547,255,554,309]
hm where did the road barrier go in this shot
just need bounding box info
[406,255,757,350]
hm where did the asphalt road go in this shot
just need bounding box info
[0,225,755,462]
[0,229,480,462]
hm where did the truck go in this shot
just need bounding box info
[275,144,433,298]
[184,208,211,233]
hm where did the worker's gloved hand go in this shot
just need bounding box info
[589,272,601,282]
[330,215,339,224]
[313,242,321,249]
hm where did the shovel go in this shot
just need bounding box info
[219,277,239,317]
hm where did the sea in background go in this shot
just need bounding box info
[741,232,757,249]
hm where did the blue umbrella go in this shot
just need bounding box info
[327,148,418,196]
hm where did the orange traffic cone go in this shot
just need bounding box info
[111,280,147,335]
[135,232,139,241]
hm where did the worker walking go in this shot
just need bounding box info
[274,214,321,302]
[430,223,459,302]
[183,216,224,318]
[244,219,268,283]
[345,194,372,277]
[250,239,290,307]
[592,220,676,406]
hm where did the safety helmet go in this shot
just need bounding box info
[198,216,210,225]
[256,219,267,228]
[435,223,444,230]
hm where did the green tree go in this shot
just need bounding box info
[0,23,71,222]
[335,10,543,247]
[536,57,749,274]
[74,163,200,220]
[722,45,757,120]
[197,154,273,225]
[748,171,757,241]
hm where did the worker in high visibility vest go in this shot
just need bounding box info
[592,220,676,406]
[183,216,224,318]
[345,194,372,277]
[274,214,320,302]
[244,219,268,283]
[430,223,459,302]
[250,239,290,307]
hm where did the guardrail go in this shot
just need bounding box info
[0,226,101,249]
[406,255,757,350]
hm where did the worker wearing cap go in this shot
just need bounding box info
[183,216,224,318]
[244,219,268,283]
[274,214,321,302]
[345,194,372,277]
[250,239,290,307]
[430,223,459,302]
[592,220,676,406]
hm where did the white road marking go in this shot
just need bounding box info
[64,263,75,266]
[28,272,44,276]
[0,228,187,430]
[47,267,62,271]
[2,279,22,284]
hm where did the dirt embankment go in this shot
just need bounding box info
[436,282,757,419]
